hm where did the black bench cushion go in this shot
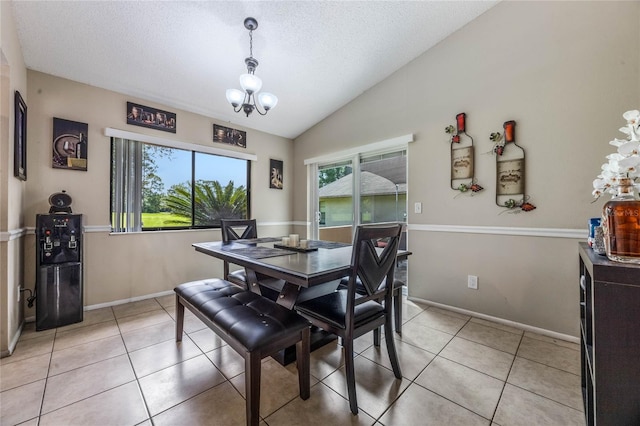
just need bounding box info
[175,279,309,351]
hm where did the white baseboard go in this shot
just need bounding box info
[408,296,579,344]
[85,290,175,311]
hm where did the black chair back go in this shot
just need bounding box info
[295,223,403,415]
[221,219,258,242]
[351,225,401,297]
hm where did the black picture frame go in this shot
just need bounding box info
[213,124,246,148]
[127,101,176,133]
[52,118,89,171]
[270,159,283,189]
[14,91,27,181]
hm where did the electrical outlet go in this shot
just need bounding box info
[468,275,478,290]
[414,202,422,214]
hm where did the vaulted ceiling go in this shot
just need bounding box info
[11,1,499,139]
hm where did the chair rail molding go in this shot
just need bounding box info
[408,224,584,239]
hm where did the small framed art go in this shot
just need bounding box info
[14,91,27,181]
[270,159,283,189]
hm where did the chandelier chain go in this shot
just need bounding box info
[249,29,253,59]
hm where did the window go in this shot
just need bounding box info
[111,137,250,232]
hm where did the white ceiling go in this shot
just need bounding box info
[11,1,498,139]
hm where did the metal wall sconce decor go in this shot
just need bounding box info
[489,120,536,212]
[446,112,483,195]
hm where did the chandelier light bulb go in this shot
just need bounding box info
[226,89,245,107]
[258,92,278,110]
[239,73,262,95]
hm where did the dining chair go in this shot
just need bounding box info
[295,223,403,415]
[220,219,284,300]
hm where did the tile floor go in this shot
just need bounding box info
[1,294,585,425]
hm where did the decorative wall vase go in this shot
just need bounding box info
[489,120,536,213]
[602,178,640,264]
[446,113,483,195]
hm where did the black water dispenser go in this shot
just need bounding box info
[35,212,83,330]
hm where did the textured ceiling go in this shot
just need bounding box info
[11,1,499,139]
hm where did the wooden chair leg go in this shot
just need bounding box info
[384,316,402,379]
[393,288,402,335]
[175,295,184,342]
[343,337,359,415]
[245,351,261,426]
[296,327,311,400]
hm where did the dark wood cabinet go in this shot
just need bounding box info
[579,243,640,426]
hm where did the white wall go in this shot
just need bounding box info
[1,0,28,356]
[293,1,640,336]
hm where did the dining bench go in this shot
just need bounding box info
[174,278,311,426]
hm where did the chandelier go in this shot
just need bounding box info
[226,17,278,117]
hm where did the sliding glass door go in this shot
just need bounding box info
[312,149,407,244]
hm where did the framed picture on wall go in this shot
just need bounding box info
[270,159,283,189]
[52,118,88,171]
[127,101,176,133]
[14,91,27,181]
[213,124,246,148]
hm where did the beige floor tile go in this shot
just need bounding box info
[440,337,514,380]
[308,340,345,380]
[53,319,120,351]
[139,354,226,416]
[42,354,136,414]
[0,352,50,391]
[188,326,226,353]
[411,308,469,335]
[167,309,207,334]
[517,336,580,375]
[1,334,54,365]
[129,335,203,378]
[321,355,409,419]
[49,335,126,376]
[379,382,489,425]
[39,381,148,426]
[523,331,579,350]
[15,417,39,426]
[0,379,45,425]
[56,307,115,332]
[493,384,584,425]
[428,306,472,321]
[121,319,176,352]
[112,298,162,319]
[470,317,525,336]
[401,297,427,323]
[155,293,176,309]
[507,357,582,410]
[265,382,376,425]
[415,356,503,419]
[17,322,56,342]
[152,381,246,426]
[117,309,174,334]
[360,337,435,380]
[395,318,453,354]
[206,345,248,379]
[457,322,522,354]
[230,358,315,418]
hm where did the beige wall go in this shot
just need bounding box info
[1,1,28,355]
[17,71,293,321]
[293,1,640,336]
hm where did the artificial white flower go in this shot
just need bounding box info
[593,110,640,199]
